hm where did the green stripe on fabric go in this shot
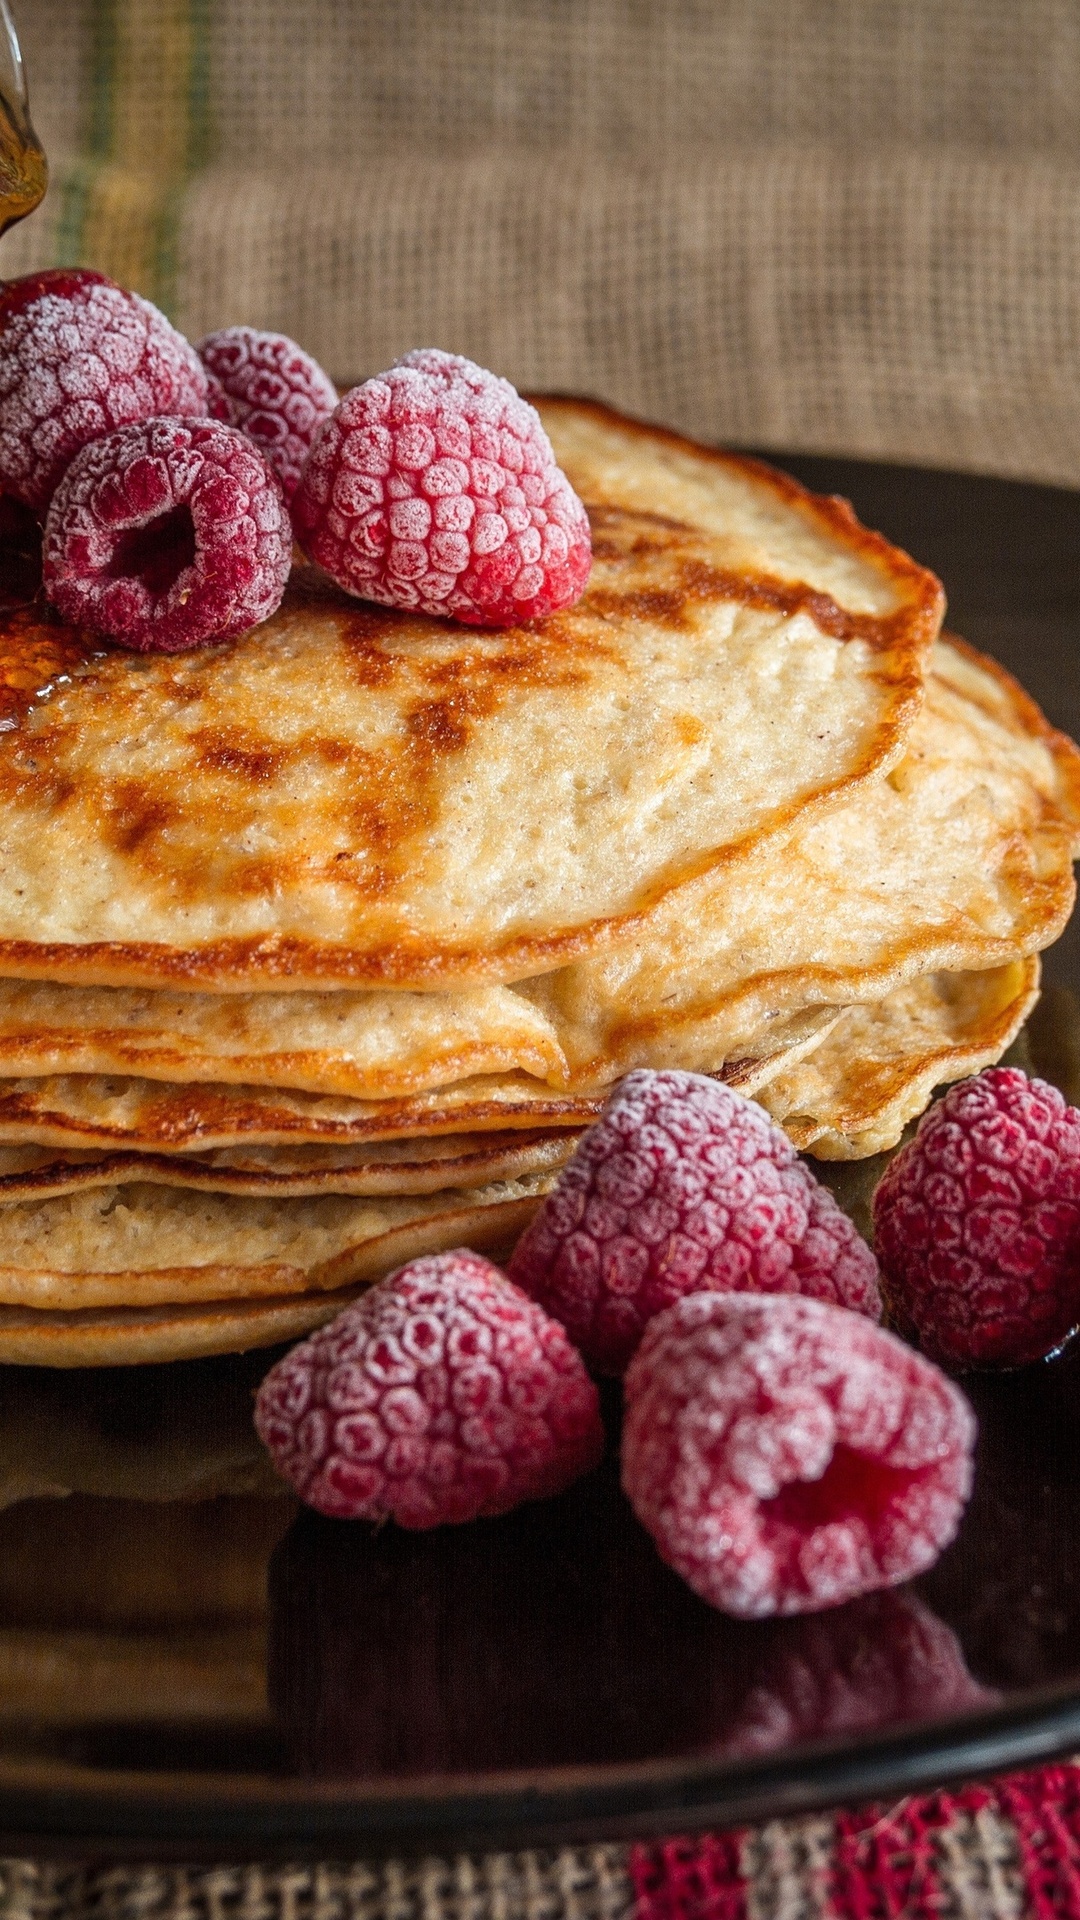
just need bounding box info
[86,0,119,160]
[154,0,213,313]
[48,0,213,315]
[184,0,213,174]
[50,161,94,268]
[51,0,119,269]
[152,175,189,319]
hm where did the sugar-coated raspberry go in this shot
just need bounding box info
[622,1291,976,1618]
[197,327,337,502]
[873,1066,1080,1369]
[0,269,209,514]
[42,416,291,653]
[254,1248,605,1526]
[292,347,592,625]
[508,1070,881,1375]
[204,369,232,422]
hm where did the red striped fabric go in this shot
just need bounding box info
[630,1761,1080,1918]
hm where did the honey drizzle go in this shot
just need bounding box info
[0,605,102,732]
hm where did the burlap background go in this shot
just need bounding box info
[0,1854,636,1920]
[7,0,1080,485]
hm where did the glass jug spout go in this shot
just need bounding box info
[0,0,46,240]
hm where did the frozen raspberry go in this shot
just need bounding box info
[292,347,592,625]
[0,268,209,515]
[254,1248,605,1527]
[873,1066,1080,1369]
[197,327,337,502]
[508,1070,881,1375]
[204,370,232,422]
[622,1291,976,1618]
[42,416,291,653]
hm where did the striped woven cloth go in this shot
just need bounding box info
[2,1761,1080,1919]
[634,1763,1080,1918]
[8,0,1080,488]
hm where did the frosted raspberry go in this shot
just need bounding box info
[204,370,231,422]
[0,268,208,514]
[292,347,592,625]
[873,1066,1080,1369]
[508,1070,881,1375]
[622,1291,975,1618]
[197,327,337,502]
[42,416,291,653]
[254,1248,605,1526]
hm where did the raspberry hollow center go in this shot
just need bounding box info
[761,1442,923,1541]
[107,503,197,595]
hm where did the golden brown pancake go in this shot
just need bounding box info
[0,1170,555,1312]
[0,1070,606,1152]
[759,957,1040,1158]
[0,1011,830,1156]
[0,1129,580,1202]
[0,978,568,1097]
[0,403,940,991]
[0,1290,368,1367]
[526,638,1080,1084]
[0,961,1042,1366]
[0,641,1062,1104]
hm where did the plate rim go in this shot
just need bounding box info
[1,1677,1079,1860]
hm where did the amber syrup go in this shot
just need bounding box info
[0,85,44,240]
[0,0,45,243]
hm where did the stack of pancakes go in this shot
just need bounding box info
[0,399,1074,1366]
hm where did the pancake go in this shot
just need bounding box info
[0,1625,270,1721]
[0,966,836,1099]
[0,1071,600,1152]
[0,1129,580,1202]
[0,641,1062,1104]
[0,1016,845,1198]
[0,1006,836,1155]
[526,638,1080,1085]
[0,402,939,991]
[0,961,1042,1368]
[0,1169,556,1312]
[759,957,1040,1158]
[0,1289,370,1368]
[0,978,567,1098]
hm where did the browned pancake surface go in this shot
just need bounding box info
[0,402,940,989]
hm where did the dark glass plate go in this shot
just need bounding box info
[2,455,1080,1862]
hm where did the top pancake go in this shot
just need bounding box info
[0,400,940,991]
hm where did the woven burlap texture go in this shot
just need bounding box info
[6,0,1080,486]
[0,1854,634,1920]
[0,1793,1044,1920]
